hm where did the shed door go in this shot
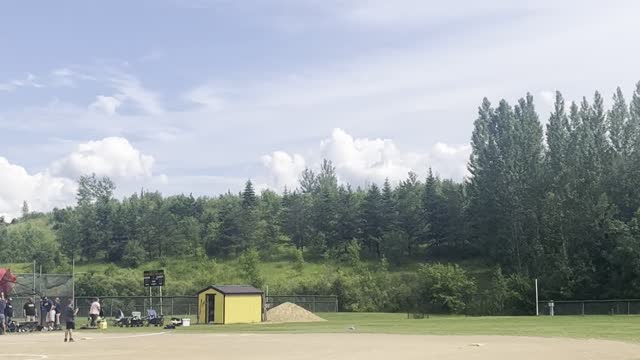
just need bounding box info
[206,294,215,323]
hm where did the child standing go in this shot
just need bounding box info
[64,299,78,342]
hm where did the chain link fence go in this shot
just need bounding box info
[266,295,338,312]
[538,299,640,315]
[8,273,74,325]
[74,296,198,318]
[8,293,336,327]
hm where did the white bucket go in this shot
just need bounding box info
[182,318,191,327]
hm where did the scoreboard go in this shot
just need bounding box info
[143,270,165,287]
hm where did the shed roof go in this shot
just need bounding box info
[198,285,263,295]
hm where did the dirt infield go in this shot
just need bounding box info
[1,332,640,360]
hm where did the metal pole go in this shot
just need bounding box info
[160,286,163,315]
[72,256,75,301]
[535,279,539,316]
[33,261,36,295]
[39,265,42,295]
[582,302,585,316]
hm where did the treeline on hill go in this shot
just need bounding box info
[3,83,640,314]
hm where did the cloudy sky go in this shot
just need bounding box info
[1,0,639,218]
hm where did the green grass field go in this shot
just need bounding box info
[96,313,640,343]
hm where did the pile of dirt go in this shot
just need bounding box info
[266,302,326,323]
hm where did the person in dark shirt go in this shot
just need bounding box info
[4,298,13,324]
[41,296,53,329]
[23,298,37,322]
[0,292,6,334]
[40,297,46,326]
[63,299,78,342]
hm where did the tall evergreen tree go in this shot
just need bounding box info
[362,183,384,257]
[242,180,257,209]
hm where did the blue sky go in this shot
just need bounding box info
[1,0,639,218]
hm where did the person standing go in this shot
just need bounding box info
[40,296,52,326]
[4,298,13,324]
[54,297,61,330]
[23,297,37,322]
[89,298,100,327]
[63,299,78,343]
[0,292,7,335]
[47,301,56,330]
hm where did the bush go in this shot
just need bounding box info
[293,249,305,274]
[413,263,477,314]
[470,267,536,315]
[239,248,264,288]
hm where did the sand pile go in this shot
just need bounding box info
[266,302,326,323]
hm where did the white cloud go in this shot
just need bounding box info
[89,95,123,115]
[109,74,164,115]
[343,0,513,27]
[261,151,306,189]
[49,67,163,115]
[430,142,471,179]
[0,136,164,219]
[50,67,98,87]
[339,0,603,28]
[184,85,225,111]
[539,90,555,106]
[262,128,471,190]
[0,157,76,220]
[319,128,422,184]
[50,137,155,179]
[0,73,44,92]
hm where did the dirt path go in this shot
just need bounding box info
[2,332,640,360]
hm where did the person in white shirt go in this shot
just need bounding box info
[89,298,100,327]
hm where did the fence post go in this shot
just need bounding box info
[628,301,630,315]
[582,302,585,316]
[312,297,316,313]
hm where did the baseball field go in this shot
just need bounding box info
[2,314,640,360]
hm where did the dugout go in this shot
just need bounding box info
[197,285,263,325]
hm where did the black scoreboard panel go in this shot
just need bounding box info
[143,270,165,287]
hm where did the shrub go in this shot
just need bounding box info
[413,263,476,314]
[239,248,264,289]
[293,249,305,274]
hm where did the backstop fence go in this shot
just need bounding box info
[538,299,640,315]
[11,272,73,298]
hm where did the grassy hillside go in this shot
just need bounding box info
[5,256,492,298]
[2,217,504,314]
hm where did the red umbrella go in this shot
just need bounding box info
[0,268,16,295]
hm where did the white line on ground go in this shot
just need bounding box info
[81,332,167,340]
[0,354,48,360]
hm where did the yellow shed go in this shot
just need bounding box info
[197,285,263,325]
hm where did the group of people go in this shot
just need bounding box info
[37,296,62,330]
[0,292,12,334]
[0,293,80,342]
